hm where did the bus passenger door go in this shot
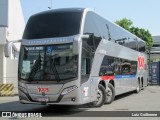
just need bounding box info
[80,36,95,104]
[81,58,91,104]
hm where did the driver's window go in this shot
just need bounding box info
[81,47,91,84]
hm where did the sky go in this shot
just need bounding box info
[21,0,160,36]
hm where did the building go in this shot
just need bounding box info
[150,36,160,62]
[0,0,25,93]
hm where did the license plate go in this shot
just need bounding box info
[37,97,49,102]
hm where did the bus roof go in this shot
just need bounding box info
[31,8,85,17]
[26,8,145,44]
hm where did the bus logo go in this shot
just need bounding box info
[138,55,145,70]
[38,87,49,93]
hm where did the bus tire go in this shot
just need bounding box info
[141,79,144,90]
[88,84,106,107]
[105,83,115,104]
[135,80,140,93]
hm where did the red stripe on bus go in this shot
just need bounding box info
[101,76,115,80]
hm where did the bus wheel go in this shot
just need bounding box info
[135,80,140,93]
[105,83,115,104]
[88,84,106,107]
[141,79,144,90]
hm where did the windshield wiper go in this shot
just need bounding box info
[50,54,61,82]
[28,53,41,81]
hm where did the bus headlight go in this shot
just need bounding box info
[61,86,78,95]
[18,86,28,94]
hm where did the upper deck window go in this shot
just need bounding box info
[23,11,82,39]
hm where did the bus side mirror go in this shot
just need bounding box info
[4,40,21,57]
[73,34,90,55]
[81,34,89,39]
[4,42,13,57]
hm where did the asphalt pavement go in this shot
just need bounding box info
[0,85,160,119]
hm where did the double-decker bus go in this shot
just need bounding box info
[18,8,148,107]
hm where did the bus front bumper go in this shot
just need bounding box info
[18,88,82,105]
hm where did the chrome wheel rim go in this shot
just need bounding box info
[96,89,103,105]
[137,84,140,92]
[137,81,140,92]
[107,87,112,102]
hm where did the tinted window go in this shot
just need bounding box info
[124,40,138,51]
[18,44,78,81]
[83,12,101,37]
[138,41,146,52]
[99,56,137,76]
[23,11,82,39]
[120,60,137,75]
[81,40,93,84]
[91,13,109,39]
[83,12,110,39]
[83,12,102,52]
[99,56,115,76]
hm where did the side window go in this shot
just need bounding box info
[92,13,109,39]
[83,12,101,38]
[130,61,137,75]
[120,60,137,75]
[138,41,146,52]
[121,61,131,75]
[83,12,111,41]
[83,12,102,52]
[99,56,115,76]
[99,56,137,76]
[125,41,137,51]
[81,58,91,75]
[81,44,92,84]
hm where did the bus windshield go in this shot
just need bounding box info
[23,11,82,39]
[18,44,78,81]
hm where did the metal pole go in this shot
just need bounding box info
[148,46,151,85]
[48,0,53,9]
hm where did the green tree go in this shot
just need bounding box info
[115,18,153,47]
[115,18,133,31]
[130,27,153,47]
